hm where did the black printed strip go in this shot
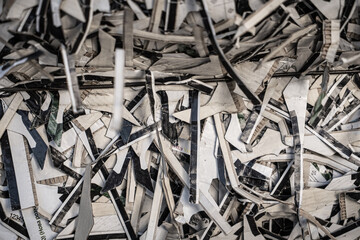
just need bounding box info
[157,91,178,144]
[158,206,170,226]
[50,147,82,180]
[187,80,214,95]
[319,97,338,124]
[308,98,329,128]
[189,90,200,203]
[0,190,9,198]
[316,217,333,228]
[35,0,49,34]
[328,203,341,221]
[318,129,352,158]
[249,204,259,217]
[269,99,288,112]
[71,0,92,54]
[85,128,100,158]
[322,220,360,240]
[234,160,267,180]
[100,167,137,240]
[290,111,305,238]
[326,98,360,131]
[199,0,261,106]
[0,103,20,210]
[145,71,156,120]
[240,111,259,143]
[258,227,287,240]
[351,172,360,186]
[113,122,159,150]
[130,147,154,192]
[0,203,29,239]
[22,92,41,116]
[239,177,269,191]
[57,186,74,195]
[1,131,20,211]
[92,122,158,168]
[165,0,177,32]
[63,111,77,132]
[254,212,266,221]
[234,160,269,190]
[202,194,233,240]
[53,186,83,226]
[119,119,133,144]
[101,149,131,193]
[18,110,48,169]
[57,233,127,240]
[18,7,37,32]
[290,111,302,197]
[140,73,164,162]
[246,215,262,236]
[216,146,226,187]
[314,76,351,128]
[322,92,349,129]
[126,87,147,112]
[201,220,218,239]
[272,166,294,198]
[233,226,244,236]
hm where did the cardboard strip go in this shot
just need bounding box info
[0,93,23,140]
[189,90,200,204]
[60,44,82,114]
[108,49,125,133]
[8,131,37,210]
[123,8,134,67]
[74,164,94,240]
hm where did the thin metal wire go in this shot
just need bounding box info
[1,69,360,93]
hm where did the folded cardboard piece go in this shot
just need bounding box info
[0,0,360,239]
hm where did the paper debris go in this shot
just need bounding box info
[0,1,360,239]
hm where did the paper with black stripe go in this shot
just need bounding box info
[189,90,200,204]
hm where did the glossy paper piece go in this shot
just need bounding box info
[108,49,125,134]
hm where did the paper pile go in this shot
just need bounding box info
[0,0,360,239]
